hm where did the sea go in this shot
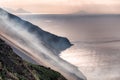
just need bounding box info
[19,14,120,80]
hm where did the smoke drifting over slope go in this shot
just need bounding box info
[0,8,86,80]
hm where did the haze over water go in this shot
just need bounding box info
[20,14,120,80]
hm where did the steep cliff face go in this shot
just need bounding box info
[0,39,66,80]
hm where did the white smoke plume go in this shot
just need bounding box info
[0,8,86,80]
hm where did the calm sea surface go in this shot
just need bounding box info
[20,14,120,80]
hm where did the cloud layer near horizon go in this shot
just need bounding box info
[0,0,120,14]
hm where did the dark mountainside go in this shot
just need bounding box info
[0,39,66,80]
[1,8,72,53]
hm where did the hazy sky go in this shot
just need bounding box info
[0,0,120,14]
